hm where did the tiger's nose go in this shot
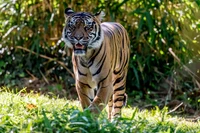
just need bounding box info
[74,34,83,40]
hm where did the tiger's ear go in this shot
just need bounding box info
[65,8,74,17]
[94,11,105,22]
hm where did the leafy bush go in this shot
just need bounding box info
[0,0,73,89]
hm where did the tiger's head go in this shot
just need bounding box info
[62,8,104,56]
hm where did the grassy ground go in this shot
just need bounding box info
[0,87,200,133]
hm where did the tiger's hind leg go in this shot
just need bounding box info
[111,73,128,120]
[112,86,126,119]
[107,95,113,120]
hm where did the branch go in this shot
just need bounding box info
[167,102,183,114]
[168,48,200,80]
[16,46,74,78]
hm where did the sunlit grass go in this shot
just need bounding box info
[0,87,199,133]
[121,107,200,132]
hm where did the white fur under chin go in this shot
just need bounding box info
[74,53,86,56]
[73,50,86,56]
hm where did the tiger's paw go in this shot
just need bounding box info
[87,105,101,115]
[111,115,122,122]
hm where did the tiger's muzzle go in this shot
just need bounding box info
[73,43,87,56]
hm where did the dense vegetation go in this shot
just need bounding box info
[0,89,199,132]
[0,0,200,115]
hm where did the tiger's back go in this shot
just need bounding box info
[101,22,130,73]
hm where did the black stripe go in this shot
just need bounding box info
[116,93,125,97]
[104,28,114,37]
[119,49,122,63]
[92,27,101,43]
[114,67,122,75]
[80,60,87,67]
[97,69,111,89]
[114,58,126,75]
[122,37,125,49]
[114,105,123,109]
[90,33,96,37]
[80,92,93,103]
[79,81,91,89]
[114,97,124,103]
[124,53,129,68]
[78,69,87,76]
[92,54,106,76]
[113,113,120,116]
[96,50,106,67]
[113,76,124,86]
[88,43,103,67]
[114,85,125,93]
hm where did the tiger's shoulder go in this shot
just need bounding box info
[101,22,127,35]
[101,22,124,29]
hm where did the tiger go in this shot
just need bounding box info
[62,8,130,120]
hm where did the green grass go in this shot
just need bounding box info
[0,88,199,133]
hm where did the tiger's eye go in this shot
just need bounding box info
[85,25,93,31]
[68,25,75,31]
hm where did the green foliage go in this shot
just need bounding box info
[1,0,200,110]
[125,1,200,92]
[0,0,73,88]
[0,89,199,132]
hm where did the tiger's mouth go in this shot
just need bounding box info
[73,43,87,56]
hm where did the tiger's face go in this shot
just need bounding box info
[62,8,104,56]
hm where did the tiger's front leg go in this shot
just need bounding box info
[88,77,113,116]
[76,80,95,109]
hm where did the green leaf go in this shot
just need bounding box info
[198,99,200,102]
[130,8,145,14]
[0,60,6,68]
[42,110,53,133]
[160,50,164,55]
[132,66,140,88]
[197,24,200,29]
[19,72,25,78]
[136,14,144,39]
[145,11,153,34]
